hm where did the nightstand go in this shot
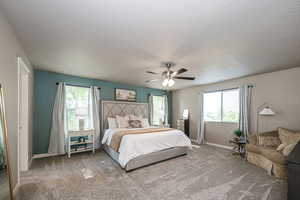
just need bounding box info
[176,119,189,137]
[67,129,95,158]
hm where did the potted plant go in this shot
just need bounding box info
[233,129,244,139]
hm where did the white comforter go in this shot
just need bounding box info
[102,127,192,167]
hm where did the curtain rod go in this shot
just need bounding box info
[56,82,100,90]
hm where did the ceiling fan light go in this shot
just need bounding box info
[162,79,169,87]
[168,79,175,87]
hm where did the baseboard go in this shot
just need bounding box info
[205,142,232,150]
[32,153,60,159]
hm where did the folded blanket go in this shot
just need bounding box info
[110,128,174,152]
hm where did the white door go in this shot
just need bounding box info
[18,57,30,173]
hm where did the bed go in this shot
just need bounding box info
[101,100,192,171]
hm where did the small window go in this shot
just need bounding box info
[203,92,221,121]
[152,95,166,126]
[203,89,239,123]
[65,86,92,131]
[222,89,239,122]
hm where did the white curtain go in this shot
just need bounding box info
[48,83,67,154]
[197,93,205,144]
[149,95,154,125]
[164,95,168,125]
[91,86,101,149]
[0,120,5,168]
[239,85,253,141]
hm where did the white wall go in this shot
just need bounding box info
[0,9,33,189]
[173,67,300,147]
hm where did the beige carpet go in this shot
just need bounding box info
[18,145,287,200]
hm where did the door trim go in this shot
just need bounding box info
[17,57,30,184]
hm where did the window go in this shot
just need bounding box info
[152,95,166,126]
[65,86,92,131]
[203,89,239,122]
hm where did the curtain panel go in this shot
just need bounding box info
[91,86,101,149]
[148,95,154,125]
[164,95,168,125]
[239,85,253,141]
[48,83,67,154]
[0,121,5,168]
[197,93,205,144]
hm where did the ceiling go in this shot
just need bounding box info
[1,0,300,90]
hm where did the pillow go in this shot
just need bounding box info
[128,120,142,128]
[276,143,288,151]
[141,118,150,128]
[115,115,130,128]
[129,115,143,121]
[282,143,297,156]
[108,117,118,128]
[258,136,281,147]
[278,127,300,145]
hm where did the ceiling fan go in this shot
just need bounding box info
[145,62,195,87]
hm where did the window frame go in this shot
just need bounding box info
[203,88,239,123]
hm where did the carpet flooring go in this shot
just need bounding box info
[18,145,287,200]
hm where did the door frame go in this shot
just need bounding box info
[17,57,30,184]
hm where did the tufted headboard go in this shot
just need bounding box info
[101,100,149,132]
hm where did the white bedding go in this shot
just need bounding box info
[102,127,192,167]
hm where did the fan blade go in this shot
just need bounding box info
[145,79,161,83]
[172,68,187,76]
[146,71,159,75]
[174,76,195,80]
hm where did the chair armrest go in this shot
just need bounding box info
[248,134,257,145]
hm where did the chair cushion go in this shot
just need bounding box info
[258,135,281,147]
[260,147,286,165]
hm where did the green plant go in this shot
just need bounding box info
[234,129,243,137]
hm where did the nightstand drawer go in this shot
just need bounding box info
[176,119,189,137]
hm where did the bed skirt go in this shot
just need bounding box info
[103,145,188,171]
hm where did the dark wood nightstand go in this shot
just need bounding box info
[176,119,189,137]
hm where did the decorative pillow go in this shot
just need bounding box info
[258,136,281,147]
[282,142,297,156]
[276,143,288,151]
[115,115,130,128]
[278,127,300,145]
[128,120,142,128]
[141,118,150,128]
[108,117,118,128]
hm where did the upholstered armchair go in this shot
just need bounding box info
[246,130,287,179]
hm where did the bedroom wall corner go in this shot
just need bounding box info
[0,8,34,189]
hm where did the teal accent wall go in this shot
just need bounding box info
[33,70,172,154]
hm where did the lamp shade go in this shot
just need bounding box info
[259,107,275,115]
